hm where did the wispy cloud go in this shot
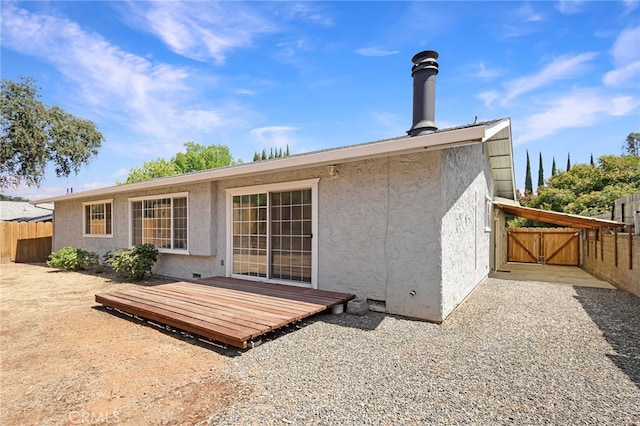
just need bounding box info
[0,3,240,157]
[603,26,640,89]
[556,0,586,15]
[472,62,502,80]
[250,126,299,149]
[355,47,399,57]
[500,3,545,38]
[502,53,598,103]
[516,90,639,143]
[124,1,275,64]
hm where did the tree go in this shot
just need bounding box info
[253,146,291,162]
[590,153,594,166]
[1,77,103,188]
[623,132,639,157]
[172,142,235,173]
[119,142,237,184]
[524,149,532,194]
[537,152,544,191]
[118,158,179,184]
[521,154,640,217]
[551,157,557,176]
[566,152,571,171]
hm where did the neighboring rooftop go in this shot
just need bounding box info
[0,201,54,222]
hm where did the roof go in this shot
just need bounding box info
[494,201,626,229]
[0,201,54,222]
[32,118,516,204]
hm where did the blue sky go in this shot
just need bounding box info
[2,1,639,200]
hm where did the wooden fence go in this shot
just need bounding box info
[0,221,53,262]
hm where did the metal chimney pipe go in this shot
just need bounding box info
[408,50,439,136]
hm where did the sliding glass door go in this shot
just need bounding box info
[227,179,318,287]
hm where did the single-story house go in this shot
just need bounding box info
[32,51,516,322]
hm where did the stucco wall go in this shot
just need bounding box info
[439,143,493,319]
[51,146,491,322]
[52,182,217,277]
[214,152,444,320]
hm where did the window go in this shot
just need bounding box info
[129,193,188,252]
[226,179,318,288]
[83,200,112,237]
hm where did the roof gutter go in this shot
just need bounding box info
[32,123,494,204]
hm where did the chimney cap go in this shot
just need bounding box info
[411,50,439,64]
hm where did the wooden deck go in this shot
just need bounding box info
[95,277,355,349]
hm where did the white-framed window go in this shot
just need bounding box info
[226,179,319,288]
[83,199,113,237]
[129,192,188,253]
[485,195,492,232]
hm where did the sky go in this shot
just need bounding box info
[1,0,639,201]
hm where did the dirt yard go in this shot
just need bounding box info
[0,261,247,425]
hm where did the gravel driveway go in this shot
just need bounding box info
[209,277,640,425]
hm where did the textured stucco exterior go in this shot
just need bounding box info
[439,144,494,319]
[51,144,496,322]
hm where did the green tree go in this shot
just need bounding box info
[524,149,532,194]
[172,142,235,173]
[119,158,179,184]
[253,146,291,162]
[537,152,544,191]
[551,157,557,176]
[590,153,594,166]
[623,132,639,157]
[1,77,104,188]
[119,142,237,184]
[566,152,571,171]
[521,154,640,218]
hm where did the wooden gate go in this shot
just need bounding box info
[508,228,580,265]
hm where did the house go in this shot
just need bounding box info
[0,201,53,222]
[32,51,516,323]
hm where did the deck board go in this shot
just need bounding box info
[95,278,354,349]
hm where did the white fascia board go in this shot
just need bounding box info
[32,125,487,204]
[482,118,510,142]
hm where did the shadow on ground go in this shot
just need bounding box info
[573,287,640,389]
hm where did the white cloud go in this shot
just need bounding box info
[556,0,586,14]
[0,4,239,156]
[473,62,502,80]
[516,90,639,144]
[250,126,299,149]
[604,27,640,87]
[125,1,275,64]
[610,26,640,66]
[82,182,110,191]
[476,90,501,109]
[603,61,640,87]
[502,53,598,103]
[355,47,399,57]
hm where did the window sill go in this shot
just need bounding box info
[83,234,114,239]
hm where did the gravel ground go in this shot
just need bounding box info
[208,278,640,425]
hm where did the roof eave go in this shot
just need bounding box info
[32,121,507,204]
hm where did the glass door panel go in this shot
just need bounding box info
[270,189,312,283]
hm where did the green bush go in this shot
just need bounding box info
[108,244,159,281]
[47,247,97,271]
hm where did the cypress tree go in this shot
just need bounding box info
[566,152,571,171]
[261,149,267,160]
[253,152,260,162]
[590,153,594,166]
[285,144,290,156]
[537,152,544,190]
[524,149,533,194]
[551,157,557,175]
